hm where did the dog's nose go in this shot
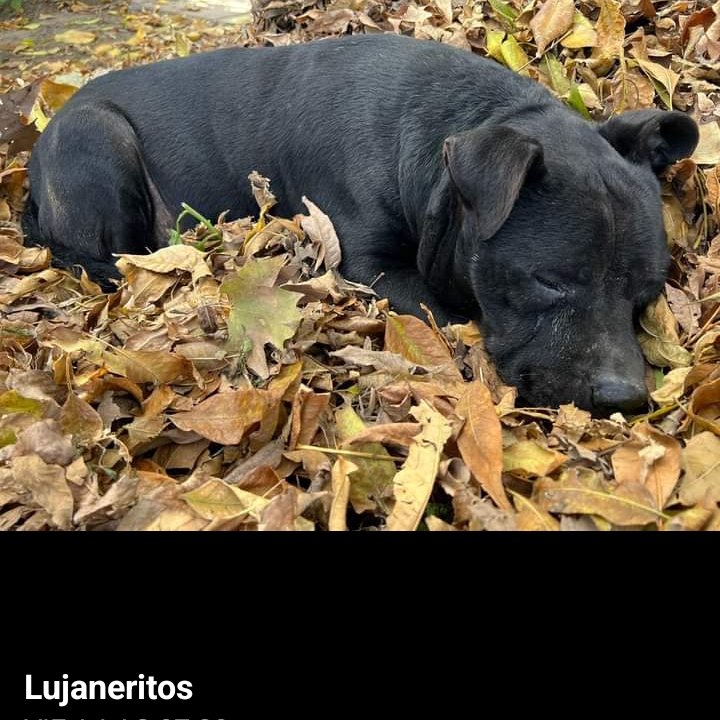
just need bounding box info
[591,376,648,413]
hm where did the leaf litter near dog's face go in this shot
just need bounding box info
[222,255,303,378]
[610,423,681,509]
[638,294,693,368]
[455,381,509,509]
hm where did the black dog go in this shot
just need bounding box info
[22,34,698,412]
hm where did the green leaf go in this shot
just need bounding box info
[540,53,570,96]
[567,84,592,119]
[500,35,530,74]
[0,390,44,418]
[489,0,518,25]
[222,256,303,378]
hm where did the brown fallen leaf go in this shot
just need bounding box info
[13,419,75,467]
[638,294,692,368]
[535,468,665,526]
[171,389,270,445]
[60,393,104,445]
[455,381,509,509]
[116,245,212,283]
[513,493,560,530]
[385,313,463,387]
[530,0,575,56]
[611,423,681,508]
[300,196,342,271]
[182,477,268,522]
[12,454,73,530]
[289,388,330,448]
[386,401,452,531]
[679,431,720,506]
[102,348,195,385]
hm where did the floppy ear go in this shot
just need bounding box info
[443,125,545,241]
[599,110,699,173]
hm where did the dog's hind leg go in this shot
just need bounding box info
[22,100,172,288]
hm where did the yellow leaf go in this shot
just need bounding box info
[561,11,597,49]
[650,366,691,405]
[486,29,506,63]
[386,401,452,531]
[54,30,96,45]
[182,478,268,521]
[116,245,212,283]
[500,35,530,74]
[503,440,567,477]
[329,457,357,531]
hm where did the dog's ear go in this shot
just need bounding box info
[443,126,545,241]
[599,110,699,173]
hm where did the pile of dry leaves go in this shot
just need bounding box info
[0,0,719,530]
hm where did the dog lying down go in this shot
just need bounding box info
[22,34,699,413]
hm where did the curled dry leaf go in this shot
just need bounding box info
[329,456,357,531]
[386,401,452,531]
[12,454,73,530]
[300,196,342,271]
[530,0,575,56]
[116,245,212,284]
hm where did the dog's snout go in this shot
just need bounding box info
[591,375,647,413]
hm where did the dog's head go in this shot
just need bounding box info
[439,109,698,413]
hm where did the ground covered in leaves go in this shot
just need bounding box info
[1,0,720,530]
